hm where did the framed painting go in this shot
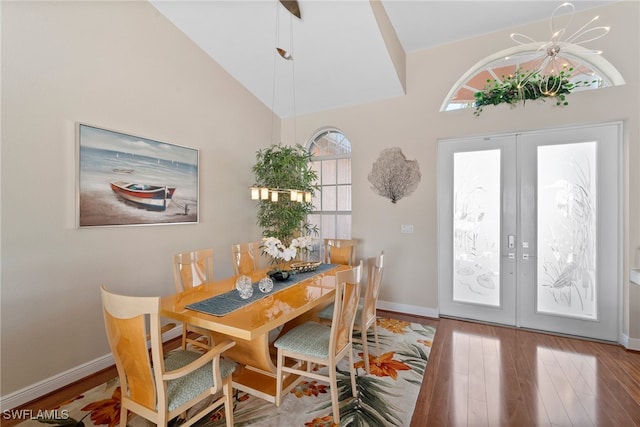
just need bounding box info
[77,123,198,227]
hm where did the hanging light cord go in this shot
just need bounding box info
[289,12,297,145]
[271,2,280,145]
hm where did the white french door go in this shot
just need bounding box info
[437,123,621,341]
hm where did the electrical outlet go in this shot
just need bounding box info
[401,224,414,233]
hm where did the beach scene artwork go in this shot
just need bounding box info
[78,124,198,227]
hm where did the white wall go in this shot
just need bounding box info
[1,0,268,398]
[283,1,639,336]
[2,0,639,406]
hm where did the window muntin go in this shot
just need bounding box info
[307,129,352,241]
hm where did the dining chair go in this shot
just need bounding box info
[231,241,261,276]
[323,238,358,266]
[318,251,385,374]
[274,261,363,424]
[173,248,215,350]
[100,285,236,427]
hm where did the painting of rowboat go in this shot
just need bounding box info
[110,181,177,212]
[77,123,198,227]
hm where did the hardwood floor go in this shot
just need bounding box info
[5,312,640,426]
[409,315,640,427]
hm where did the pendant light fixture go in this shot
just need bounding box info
[250,0,310,204]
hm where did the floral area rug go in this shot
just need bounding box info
[18,317,434,427]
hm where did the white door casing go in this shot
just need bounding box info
[437,122,621,342]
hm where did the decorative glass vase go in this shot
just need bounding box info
[235,275,253,299]
[259,277,274,293]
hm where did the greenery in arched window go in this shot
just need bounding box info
[441,45,624,114]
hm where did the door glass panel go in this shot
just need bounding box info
[453,149,501,306]
[537,142,597,320]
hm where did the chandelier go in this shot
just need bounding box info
[509,2,609,94]
[251,187,311,203]
[250,1,306,204]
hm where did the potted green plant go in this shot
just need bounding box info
[473,67,598,116]
[252,144,319,271]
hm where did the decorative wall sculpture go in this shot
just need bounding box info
[368,147,421,204]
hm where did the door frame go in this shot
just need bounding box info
[437,122,623,343]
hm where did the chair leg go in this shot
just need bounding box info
[329,364,340,424]
[223,376,234,427]
[119,405,127,427]
[361,329,371,374]
[181,329,188,350]
[348,345,357,398]
[373,323,380,355]
[157,412,167,426]
[275,349,284,407]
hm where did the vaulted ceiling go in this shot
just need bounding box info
[149,0,615,117]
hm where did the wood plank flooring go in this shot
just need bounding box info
[4,312,640,426]
[409,315,640,427]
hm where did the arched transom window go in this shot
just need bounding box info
[441,44,625,112]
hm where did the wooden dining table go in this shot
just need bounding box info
[160,263,347,403]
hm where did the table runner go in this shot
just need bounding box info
[186,263,338,317]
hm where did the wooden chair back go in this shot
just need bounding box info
[100,285,165,413]
[172,249,215,350]
[324,238,357,266]
[173,248,213,291]
[361,251,384,328]
[231,241,260,276]
[330,260,363,355]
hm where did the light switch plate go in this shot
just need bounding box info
[401,224,414,233]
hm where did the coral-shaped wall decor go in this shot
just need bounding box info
[368,147,421,204]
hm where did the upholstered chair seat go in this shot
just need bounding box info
[273,321,332,359]
[164,349,237,412]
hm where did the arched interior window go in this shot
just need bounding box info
[307,129,352,242]
[441,43,625,112]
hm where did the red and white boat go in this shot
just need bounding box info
[110,181,176,211]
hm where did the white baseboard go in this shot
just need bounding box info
[0,353,115,411]
[377,300,439,319]
[621,332,640,351]
[1,327,182,411]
